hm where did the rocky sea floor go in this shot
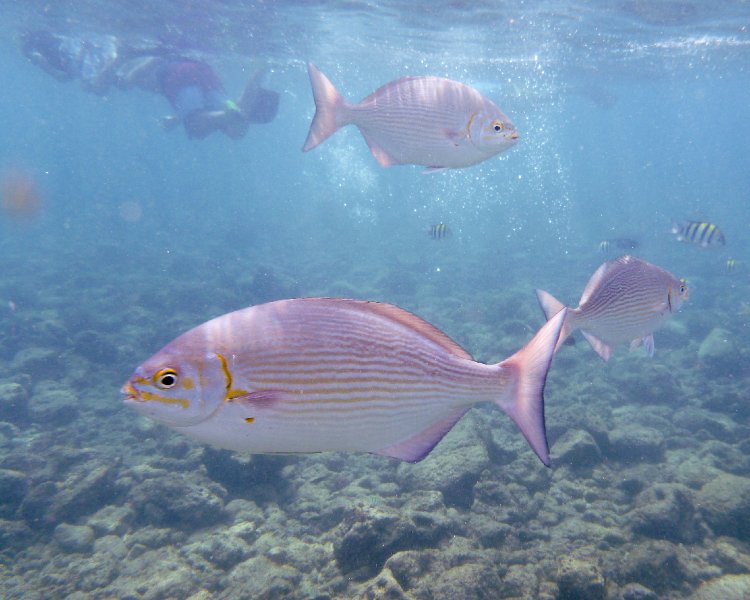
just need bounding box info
[1,237,749,599]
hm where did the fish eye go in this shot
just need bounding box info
[679,284,688,295]
[154,368,178,389]
[491,120,504,132]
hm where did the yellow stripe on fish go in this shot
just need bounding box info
[429,223,450,239]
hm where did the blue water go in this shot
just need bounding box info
[1,2,749,598]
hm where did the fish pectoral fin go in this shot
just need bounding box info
[445,112,475,143]
[359,129,399,167]
[632,334,655,357]
[444,129,467,143]
[373,408,469,463]
[228,389,289,408]
[581,330,613,362]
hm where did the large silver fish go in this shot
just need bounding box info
[302,64,519,171]
[535,256,688,361]
[123,298,565,466]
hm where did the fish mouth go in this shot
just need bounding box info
[509,131,519,140]
[121,381,141,403]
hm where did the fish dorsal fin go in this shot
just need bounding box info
[579,256,632,305]
[307,298,473,360]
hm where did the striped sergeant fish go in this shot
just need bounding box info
[672,220,725,247]
[535,255,688,362]
[429,223,450,239]
[302,64,518,172]
[123,298,566,466]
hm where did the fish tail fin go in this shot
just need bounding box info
[494,308,567,467]
[303,63,347,152]
[535,289,574,351]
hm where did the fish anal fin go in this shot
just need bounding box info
[359,128,399,167]
[374,408,469,462]
[581,330,613,362]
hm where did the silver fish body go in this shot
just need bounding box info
[123,298,565,465]
[536,256,688,361]
[302,64,518,171]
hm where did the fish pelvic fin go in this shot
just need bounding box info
[495,308,566,467]
[581,330,613,362]
[360,128,399,167]
[535,289,574,352]
[303,63,347,152]
[630,334,655,357]
[374,407,470,462]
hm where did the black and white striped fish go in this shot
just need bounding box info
[428,223,450,239]
[672,220,725,247]
[535,255,688,362]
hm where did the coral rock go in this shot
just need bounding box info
[607,426,664,463]
[54,522,95,554]
[129,472,226,528]
[553,429,602,469]
[0,468,28,517]
[697,473,750,541]
[556,555,606,600]
[628,483,700,542]
[689,574,750,600]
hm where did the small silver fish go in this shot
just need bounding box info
[535,256,688,361]
[302,64,519,171]
[599,238,639,253]
[123,298,566,466]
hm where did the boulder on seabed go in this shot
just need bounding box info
[696,473,750,541]
[0,382,29,423]
[628,483,700,543]
[556,555,606,600]
[54,522,95,554]
[607,425,664,463]
[697,328,738,376]
[553,429,602,469]
[689,574,750,600]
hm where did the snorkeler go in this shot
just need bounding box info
[21,30,279,140]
